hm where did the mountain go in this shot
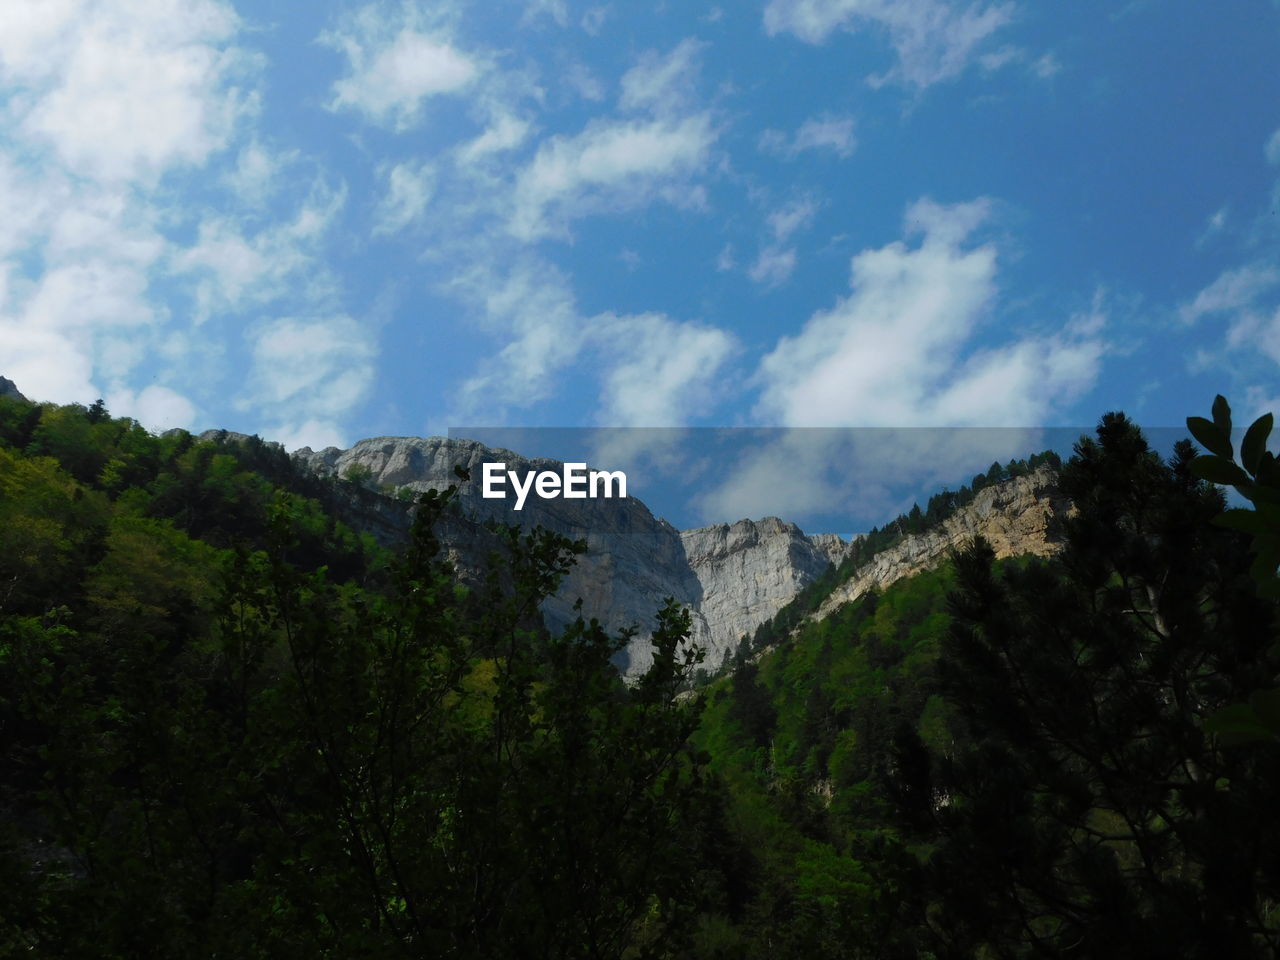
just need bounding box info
[809,463,1068,623]
[680,517,852,662]
[0,376,26,402]
[289,436,1069,673]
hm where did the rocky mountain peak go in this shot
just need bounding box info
[0,376,28,402]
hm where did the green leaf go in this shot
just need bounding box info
[1205,703,1275,746]
[1241,413,1273,475]
[1187,416,1234,460]
[1190,455,1251,487]
[1212,394,1233,436]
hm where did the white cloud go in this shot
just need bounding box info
[0,323,97,405]
[273,419,352,453]
[693,426,1048,525]
[1266,127,1280,166]
[173,179,347,321]
[523,0,569,27]
[1182,263,1280,369]
[763,0,1016,90]
[769,198,818,242]
[458,113,532,164]
[243,315,377,445]
[374,161,434,234]
[1196,205,1229,248]
[1031,51,1061,78]
[223,141,295,206]
[1,0,253,184]
[619,38,704,116]
[596,313,736,425]
[322,3,480,131]
[746,199,817,287]
[716,244,736,272]
[1180,264,1280,323]
[106,383,197,431]
[510,114,716,240]
[454,259,585,414]
[450,257,737,427]
[761,114,856,159]
[749,247,798,286]
[755,197,1105,427]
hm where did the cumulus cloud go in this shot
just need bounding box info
[243,315,377,448]
[759,114,856,159]
[106,384,198,431]
[454,259,586,414]
[595,314,736,425]
[756,197,1105,427]
[510,114,716,240]
[763,0,1016,90]
[450,257,736,427]
[173,179,347,322]
[0,0,254,184]
[322,2,480,131]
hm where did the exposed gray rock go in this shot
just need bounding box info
[680,518,846,666]
[292,436,705,674]
[0,376,27,402]
[287,436,1064,677]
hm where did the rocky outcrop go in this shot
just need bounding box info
[288,438,1065,676]
[0,376,28,402]
[289,436,859,674]
[681,518,847,666]
[292,437,705,674]
[811,465,1069,622]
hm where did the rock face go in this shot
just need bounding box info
[0,376,28,402]
[680,518,846,665]
[292,437,705,674]
[811,465,1069,622]
[289,437,1066,675]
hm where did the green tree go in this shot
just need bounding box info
[918,414,1280,957]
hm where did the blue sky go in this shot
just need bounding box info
[2,0,1279,525]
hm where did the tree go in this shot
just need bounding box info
[917,414,1280,957]
[3,467,720,957]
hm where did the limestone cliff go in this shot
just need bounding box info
[288,438,1065,676]
[292,436,705,674]
[811,465,1070,623]
[680,518,847,666]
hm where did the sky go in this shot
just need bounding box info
[1,0,1279,528]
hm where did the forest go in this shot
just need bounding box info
[1,388,1278,958]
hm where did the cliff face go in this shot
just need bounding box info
[292,437,705,674]
[0,377,27,402]
[290,438,1067,675]
[811,465,1069,622]
[680,518,846,666]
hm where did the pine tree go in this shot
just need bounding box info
[918,414,1280,957]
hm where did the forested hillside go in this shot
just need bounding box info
[2,390,1279,958]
